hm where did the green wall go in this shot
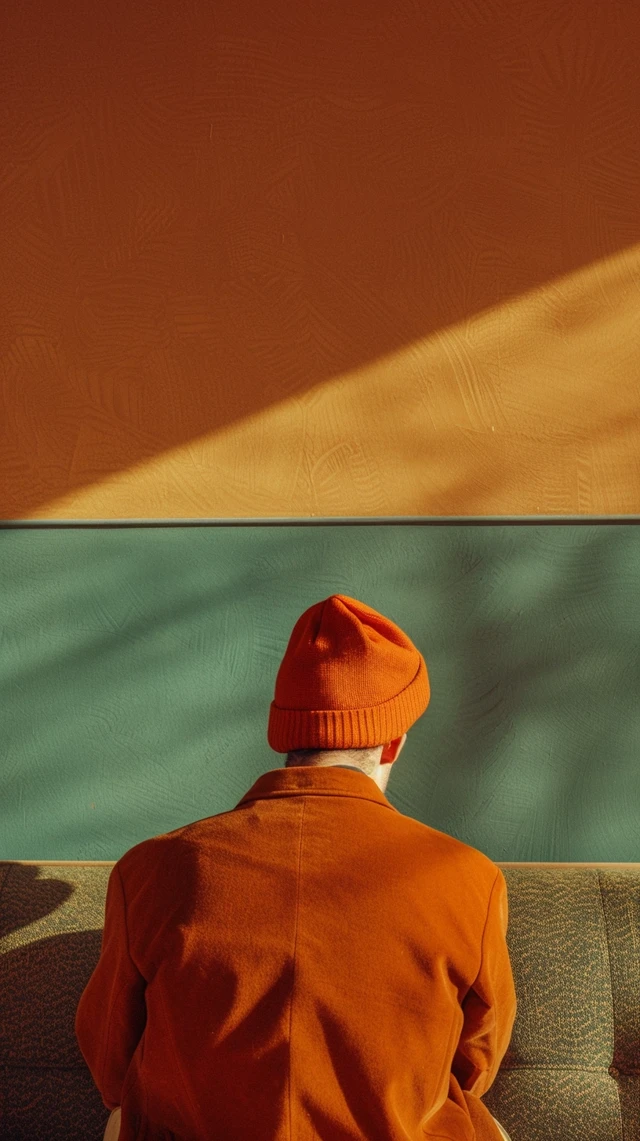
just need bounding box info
[1,522,638,862]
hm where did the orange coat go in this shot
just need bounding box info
[75,765,517,1140]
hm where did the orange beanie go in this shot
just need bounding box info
[267,594,430,752]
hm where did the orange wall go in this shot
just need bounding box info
[2,0,639,520]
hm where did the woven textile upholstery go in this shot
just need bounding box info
[0,862,637,1141]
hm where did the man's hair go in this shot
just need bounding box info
[284,747,381,777]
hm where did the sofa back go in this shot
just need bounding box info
[0,860,638,1140]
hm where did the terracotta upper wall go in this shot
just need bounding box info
[2,0,639,520]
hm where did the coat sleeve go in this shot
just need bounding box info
[450,867,517,1098]
[75,861,147,1110]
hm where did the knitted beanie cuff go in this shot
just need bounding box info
[267,658,430,752]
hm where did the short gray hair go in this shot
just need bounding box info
[284,747,380,777]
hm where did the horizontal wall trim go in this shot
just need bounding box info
[1,516,640,529]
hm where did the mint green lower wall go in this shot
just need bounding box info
[1,523,638,861]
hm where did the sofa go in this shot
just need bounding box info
[0,860,637,1140]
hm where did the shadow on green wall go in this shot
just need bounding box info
[1,523,639,860]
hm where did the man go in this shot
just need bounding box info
[77,593,516,1140]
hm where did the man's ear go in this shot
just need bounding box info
[380,734,406,764]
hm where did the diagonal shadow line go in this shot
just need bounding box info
[1,0,640,517]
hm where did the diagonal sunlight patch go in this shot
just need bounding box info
[25,243,640,520]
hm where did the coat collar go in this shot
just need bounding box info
[235,765,398,813]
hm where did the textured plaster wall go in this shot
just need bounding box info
[1,0,639,520]
[2,523,639,861]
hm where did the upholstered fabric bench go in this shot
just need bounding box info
[0,861,637,1140]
